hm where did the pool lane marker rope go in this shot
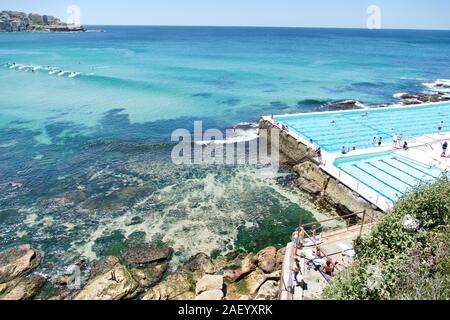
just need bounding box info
[352,163,405,196]
[367,162,415,188]
[379,159,427,184]
[392,157,440,179]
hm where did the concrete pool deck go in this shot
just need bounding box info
[261,103,450,212]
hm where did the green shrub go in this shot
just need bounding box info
[322,176,450,300]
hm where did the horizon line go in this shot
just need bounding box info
[81,24,450,32]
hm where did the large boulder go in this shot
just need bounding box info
[223,254,256,282]
[141,272,194,300]
[122,246,173,266]
[182,253,215,280]
[293,161,329,194]
[324,178,378,215]
[245,269,281,295]
[74,256,139,300]
[226,269,281,299]
[0,274,46,300]
[275,247,286,269]
[171,291,196,300]
[195,275,223,295]
[130,263,168,288]
[90,256,120,278]
[254,280,279,300]
[255,247,277,274]
[195,290,224,300]
[0,245,41,284]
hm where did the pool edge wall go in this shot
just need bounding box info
[259,117,383,220]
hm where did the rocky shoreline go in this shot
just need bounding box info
[320,91,450,112]
[0,244,284,300]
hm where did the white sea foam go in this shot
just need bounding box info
[393,92,408,99]
[422,79,450,93]
[195,123,259,146]
[5,62,83,79]
[72,163,331,265]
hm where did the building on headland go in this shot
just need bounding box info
[0,11,85,32]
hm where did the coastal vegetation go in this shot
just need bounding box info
[322,176,450,300]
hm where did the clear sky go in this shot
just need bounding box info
[1,0,450,30]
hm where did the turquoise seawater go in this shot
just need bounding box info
[1,27,450,276]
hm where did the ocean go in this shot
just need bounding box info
[1,26,450,276]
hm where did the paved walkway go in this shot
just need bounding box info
[280,223,374,300]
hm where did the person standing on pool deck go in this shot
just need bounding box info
[438,121,444,133]
[403,141,409,151]
[392,133,398,148]
[398,133,404,148]
[378,137,383,147]
[442,141,448,157]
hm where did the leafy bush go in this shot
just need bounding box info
[322,176,450,300]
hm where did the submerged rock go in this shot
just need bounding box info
[323,100,365,111]
[122,246,173,266]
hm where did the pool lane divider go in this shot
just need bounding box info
[379,159,427,184]
[351,163,405,197]
[366,162,415,188]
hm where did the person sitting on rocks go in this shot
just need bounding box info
[321,260,336,281]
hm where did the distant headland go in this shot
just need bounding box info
[0,11,88,32]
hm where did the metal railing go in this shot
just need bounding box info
[279,209,376,300]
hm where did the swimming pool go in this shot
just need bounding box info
[334,152,446,202]
[273,102,450,152]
